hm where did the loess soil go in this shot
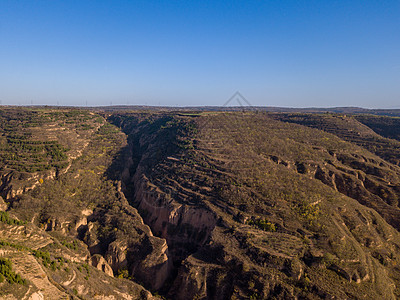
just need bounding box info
[2,107,400,299]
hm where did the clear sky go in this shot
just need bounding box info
[0,0,399,108]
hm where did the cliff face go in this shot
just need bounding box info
[133,172,216,261]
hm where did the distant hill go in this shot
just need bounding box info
[89,105,400,117]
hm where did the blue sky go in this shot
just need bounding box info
[0,0,399,107]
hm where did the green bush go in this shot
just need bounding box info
[247,218,277,232]
[61,240,79,251]
[117,268,131,279]
[0,211,25,226]
[0,240,29,251]
[0,258,27,284]
[33,250,51,267]
[294,201,320,223]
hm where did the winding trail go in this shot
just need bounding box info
[62,270,76,286]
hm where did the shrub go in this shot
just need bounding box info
[32,250,51,267]
[247,218,277,232]
[0,258,27,284]
[61,240,79,251]
[117,268,131,279]
[0,211,25,226]
[293,201,320,223]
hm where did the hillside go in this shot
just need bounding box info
[2,107,400,299]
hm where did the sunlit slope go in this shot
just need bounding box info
[110,111,400,299]
[3,108,400,299]
[1,108,157,299]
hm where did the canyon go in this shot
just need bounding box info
[2,107,400,299]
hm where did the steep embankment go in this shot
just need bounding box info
[111,111,400,299]
[109,113,216,267]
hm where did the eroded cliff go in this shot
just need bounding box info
[110,111,400,299]
[4,108,400,299]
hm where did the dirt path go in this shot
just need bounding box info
[61,270,76,286]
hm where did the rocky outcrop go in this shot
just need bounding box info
[105,240,129,272]
[74,209,93,231]
[0,170,56,200]
[0,196,7,211]
[42,208,94,237]
[101,231,172,290]
[81,221,102,254]
[169,256,210,300]
[131,237,171,290]
[90,254,114,276]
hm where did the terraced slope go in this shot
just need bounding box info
[273,113,400,166]
[4,108,400,299]
[1,108,157,299]
[354,115,400,142]
[272,114,400,228]
[111,112,400,299]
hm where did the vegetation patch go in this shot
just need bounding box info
[247,218,277,232]
[32,250,63,270]
[292,200,320,224]
[0,240,30,251]
[61,240,79,251]
[0,211,26,226]
[77,263,90,280]
[0,258,27,285]
[117,268,132,279]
